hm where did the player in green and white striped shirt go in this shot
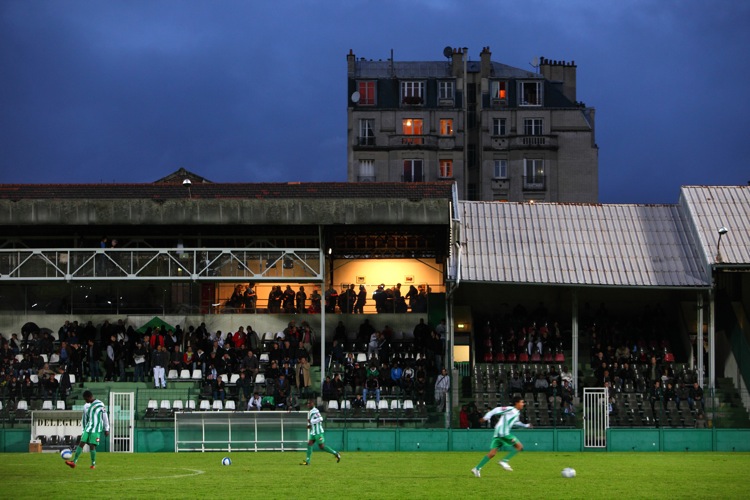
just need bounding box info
[65,390,110,469]
[471,395,532,477]
[300,398,340,465]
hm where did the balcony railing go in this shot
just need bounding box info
[388,135,438,148]
[357,175,376,182]
[401,173,425,183]
[523,176,546,191]
[357,136,376,146]
[491,135,558,150]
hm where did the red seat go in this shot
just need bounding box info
[663,352,675,363]
[483,352,493,362]
[554,352,566,362]
[494,352,506,363]
[531,352,541,362]
[543,352,553,362]
[506,352,517,362]
[518,352,529,362]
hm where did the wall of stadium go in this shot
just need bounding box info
[5,428,750,453]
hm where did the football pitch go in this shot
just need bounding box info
[2,451,749,499]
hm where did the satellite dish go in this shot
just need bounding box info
[443,46,453,58]
[351,91,360,103]
[532,56,539,67]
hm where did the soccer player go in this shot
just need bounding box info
[66,390,110,469]
[300,398,341,465]
[471,395,532,477]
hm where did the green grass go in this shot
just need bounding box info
[2,451,749,499]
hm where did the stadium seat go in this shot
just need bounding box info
[255,373,266,385]
[224,400,236,411]
[327,400,340,411]
[259,353,270,364]
[192,370,203,380]
[365,400,377,411]
[179,369,191,380]
[157,400,172,419]
[212,400,224,411]
[167,369,179,380]
[172,400,184,412]
[17,400,29,411]
[56,401,66,410]
[199,400,211,411]
[40,354,48,363]
[340,400,351,411]
[377,400,389,411]
[145,400,158,419]
[229,373,240,385]
[220,374,229,385]
[42,400,54,410]
[186,400,196,411]
[69,374,76,384]
[30,374,39,385]
[356,352,368,363]
[15,354,24,362]
[390,399,401,410]
[49,353,60,364]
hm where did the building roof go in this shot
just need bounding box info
[0,182,453,201]
[679,185,750,266]
[352,60,539,79]
[457,201,709,288]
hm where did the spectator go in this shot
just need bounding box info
[132,340,148,383]
[352,393,365,410]
[296,286,307,314]
[547,379,562,407]
[236,371,253,403]
[534,373,549,393]
[363,375,381,404]
[297,357,311,396]
[695,412,707,428]
[688,382,704,411]
[322,376,336,401]
[152,344,169,389]
[275,373,290,408]
[247,392,262,411]
[459,405,470,429]
[332,373,345,400]
[86,339,101,383]
[434,367,450,411]
[354,285,366,314]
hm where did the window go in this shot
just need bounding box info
[357,81,376,105]
[402,118,423,145]
[492,118,506,136]
[493,159,508,179]
[524,159,545,189]
[524,118,543,136]
[359,119,375,145]
[439,119,453,136]
[439,159,453,178]
[403,159,423,182]
[490,81,507,102]
[439,81,454,101]
[358,160,375,182]
[401,81,425,105]
[519,81,542,106]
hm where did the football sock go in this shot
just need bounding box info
[305,445,312,463]
[476,456,491,470]
[503,448,518,462]
[73,446,83,463]
[323,446,337,456]
[90,449,96,465]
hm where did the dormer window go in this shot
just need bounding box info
[401,81,425,105]
[357,81,376,105]
[490,81,507,104]
[518,81,542,106]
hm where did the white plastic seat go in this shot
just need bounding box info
[160,400,171,410]
[40,354,48,363]
[390,399,402,410]
[403,399,415,410]
[54,374,61,383]
[341,400,351,410]
[212,400,224,411]
[229,373,240,385]
[29,374,39,384]
[69,374,76,384]
[378,400,389,411]
[49,353,60,364]
[167,369,179,380]
[179,369,191,379]
[147,400,158,410]
[219,374,229,384]
[42,400,54,410]
[224,400,236,411]
[255,373,266,385]
[17,400,28,410]
[172,401,184,411]
[365,400,377,410]
[259,353,270,363]
[327,400,340,411]
[199,400,211,410]
[356,352,368,363]
[186,400,196,411]
[15,354,24,362]
[192,370,203,380]
[56,400,66,410]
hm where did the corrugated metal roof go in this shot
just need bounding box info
[458,201,709,288]
[679,185,750,266]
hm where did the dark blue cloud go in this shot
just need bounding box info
[1,0,748,201]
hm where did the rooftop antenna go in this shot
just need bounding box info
[390,48,394,78]
[529,56,539,73]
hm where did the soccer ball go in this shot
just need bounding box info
[561,467,576,478]
[60,449,72,461]
[221,457,232,466]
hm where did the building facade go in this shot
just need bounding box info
[346,47,599,202]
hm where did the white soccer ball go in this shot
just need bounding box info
[561,467,576,478]
[222,457,232,466]
[60,449,72,460]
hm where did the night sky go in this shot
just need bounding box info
[1,0,748,203]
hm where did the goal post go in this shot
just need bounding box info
[175,411,308,452]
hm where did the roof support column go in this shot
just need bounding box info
[697,292,704,386]
[571,288,579,393]
[708,288,715,391]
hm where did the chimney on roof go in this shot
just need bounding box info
[347,49,356,77]
[539,56,577,103]
[451,47,464,78]
[480,46,492,77]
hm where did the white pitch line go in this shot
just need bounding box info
[42,468,206,483]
